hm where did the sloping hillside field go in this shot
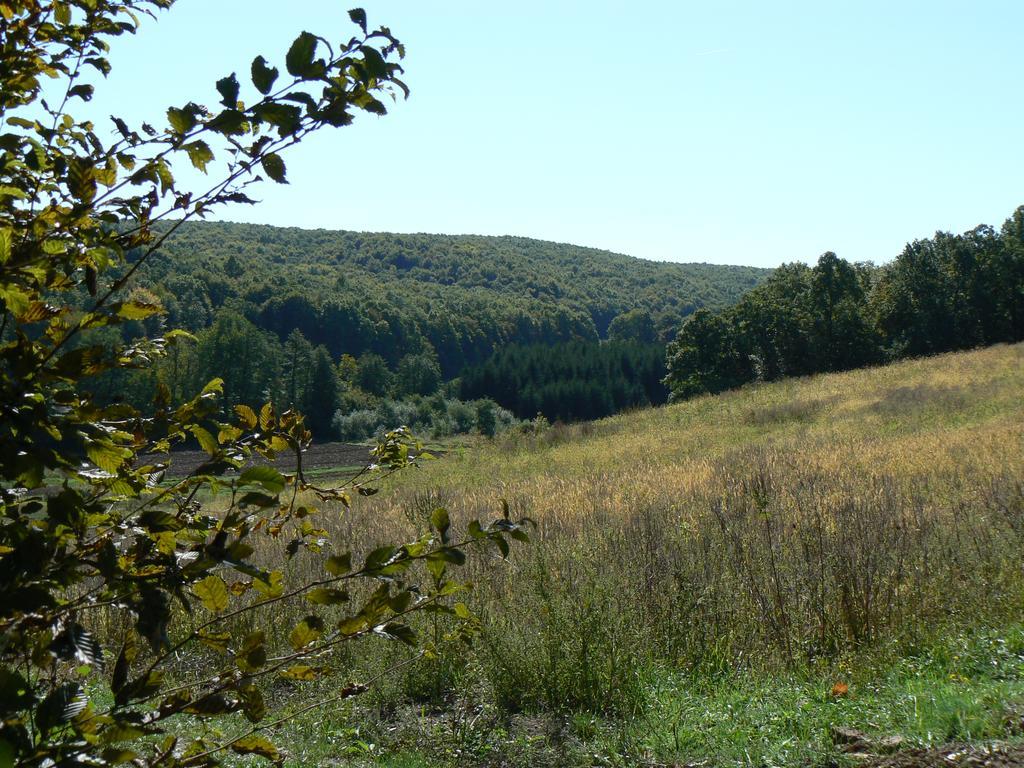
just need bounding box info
[277,344,1024,766]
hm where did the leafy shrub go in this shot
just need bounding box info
[0,6,531,767]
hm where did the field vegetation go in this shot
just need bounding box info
[3,2,1022,766]
[203,342,1024,766]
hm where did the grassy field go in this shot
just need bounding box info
[183,344,1024,766]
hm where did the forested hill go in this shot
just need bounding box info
[137,221,768,376]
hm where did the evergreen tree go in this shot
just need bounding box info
[355,353,394,396]
[305,346,341,438]
[283,328,315,411]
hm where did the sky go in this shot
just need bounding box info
[84,0,1024,268]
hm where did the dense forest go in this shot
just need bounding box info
[459,341,668,422]
[77,223,766,438]
[82,207,1024,438]
[136,222,767,375]
[664,205,1024,399]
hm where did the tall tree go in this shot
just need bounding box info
[608,308,657,343]
[305,345,341,438]
[283,327,314,410]
[395,349,442,397]
[807,252,878,371]
[663,309,753,400]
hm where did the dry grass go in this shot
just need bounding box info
[223,343,1024,719]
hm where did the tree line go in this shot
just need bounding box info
[87,311,517,440]
[131,221,767,377]
[664,207,1024,400]
[69,222,764,437]
[459,341,668,423]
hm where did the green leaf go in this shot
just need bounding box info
[259,402,275,430]
[112,299,162,320]
[189,425,219,456]
[111,636,138,695]
[100,748,140,764]
[236,631,267,672]
[280,665,319,681]
[0,285,30,316]
[167,107,197,134]
[193,575,229,612]
[387,589,412,612]
[431,507,450,542]
[239,465,285,494]
[255,102,302,137]
[54,1,71,24]
[436,547,466,566]
[492,533,510,558]
[183,693,235,716]
[0,227,11,264]
[216,73,240,107]
[348,8,368,33]
[138,509,182,533]
[306,587,349,605]
[288,616,324,650]
[364,545,398,572]
[184,140,214,173]
[235,404,257,428]
[360,45,388,79]
[201,378,225,396]
[50,623,104,670]
[251,56,279,94]
[253,570,283,598]
[36,683,87,735]
[0,185,28,200]
[69,83,94,101]
[326,552,351,576]
[286,31,318,77]
[230,735,280,763]
[67,158,97,203]
[208,108,247,136]
[197,630,231,652]
[425,547,465,580]
[0,669,33,712]
[115,670,163,707]
[239,491,277,507]
[377,621,416,646]
[239,684,265,723]
[87,441,129,473]
[261,153,287,184]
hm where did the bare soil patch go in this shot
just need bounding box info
[856,743,1024,768]
[160,441,375,477]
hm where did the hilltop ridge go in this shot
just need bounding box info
[138,221,768,366]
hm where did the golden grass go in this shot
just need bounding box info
[352,343,1023,532]
[287,344,1024,712]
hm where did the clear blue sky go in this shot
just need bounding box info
[87,1,1024,268]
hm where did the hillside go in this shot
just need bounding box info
[300,343,1024,766]
[135,221,769,374]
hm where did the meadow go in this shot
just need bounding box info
[171,343,1024,766]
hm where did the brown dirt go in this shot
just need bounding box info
[854,743,1024,768]
[159,441,375,477]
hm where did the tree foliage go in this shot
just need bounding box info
[0,4,529,766]
[664,212,1024,400]
[459,341,668,423]
[125,221,770,377]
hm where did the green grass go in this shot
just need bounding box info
[255,625,1024,767]
[634,627,1024,767]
